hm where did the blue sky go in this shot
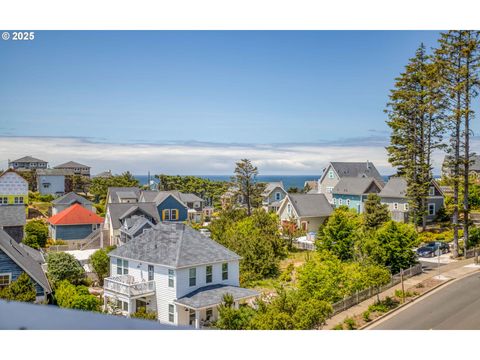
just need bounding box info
[1,31,473,174]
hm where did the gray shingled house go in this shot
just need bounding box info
[51,192,95,215]
[379,177,445,223]
[277,193,333,232]
[317,161,384,204]
[0,205,26,243]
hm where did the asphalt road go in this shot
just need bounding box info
[371,272,480,330]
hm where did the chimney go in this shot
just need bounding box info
[366,160,370,170]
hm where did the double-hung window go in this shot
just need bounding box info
[428,203,435,216]
[168,304,175,322]
[275,192,281,201]
[206,265,212,283]
[222,263,228,281]
[171,209,179,220]
[148,265,154,281]
[0,273,11,289]
[429,187,435,196]
[168,269,174,287]
[189,268,196,287]
[116,258,128,275]
[328,170,334,179]
[163,209,171,221]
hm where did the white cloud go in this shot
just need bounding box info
[0,136,456,175]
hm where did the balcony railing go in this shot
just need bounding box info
[104,275,156,297]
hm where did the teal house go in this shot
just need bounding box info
[332,177,383,213]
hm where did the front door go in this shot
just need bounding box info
[136,299,147,313]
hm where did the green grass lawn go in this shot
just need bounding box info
[30,202,51,217]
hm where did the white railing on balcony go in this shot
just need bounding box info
[104,275,156,297]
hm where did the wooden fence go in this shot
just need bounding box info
[330,263,423,316]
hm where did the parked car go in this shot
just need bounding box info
[416,241,450,258]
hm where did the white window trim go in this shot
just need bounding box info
[0,273,12,287]
[168,269,175,288]
[339,199,343,205]
[275,192,281,201]
[393,203,398,210]
[222,263,229,281]
[428,203,435,216]
[328,170,335,179]
[404,203,409,211]
[168,304,175,323]
[116,258,128,275]
[429,187,435,196]
[206,265,213,284]
[346,199,351,206]
[189,267,196,287]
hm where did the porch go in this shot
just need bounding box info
[174,284,259,329]
[103,275,156,316]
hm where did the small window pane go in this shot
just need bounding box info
[222,263,228,280]
[168,269,174,287]
[206,265,212,283]
[189,268,196,287]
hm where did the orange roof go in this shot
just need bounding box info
[48,203,104,226]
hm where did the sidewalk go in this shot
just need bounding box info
[322,258,480,329]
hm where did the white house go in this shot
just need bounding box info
[103,223,258,328]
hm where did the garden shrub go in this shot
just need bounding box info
[362,310,371,323]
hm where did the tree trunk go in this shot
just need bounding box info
[463,42,471,257]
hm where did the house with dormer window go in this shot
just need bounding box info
[261,182,287,212]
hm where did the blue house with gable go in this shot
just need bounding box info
[332,177,383,213]
[0,229,52,302]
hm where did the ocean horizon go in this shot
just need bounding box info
[135,174,395,190]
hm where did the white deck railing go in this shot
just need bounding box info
[104,275,156,297]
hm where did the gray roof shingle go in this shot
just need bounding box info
[378,177,408,198]
[140,191,203,207]
[11,156,47,164]
[107,203,160,230]
[288,193,333,217]
[332,177,382,196]
[174,284,259,309]
[107,187,141,203]
[109,223,241,268]
[36,169,72,176]
[54,161,90,169]
[51,192,93,206]
[0,205,26,226]
[0,229,51,293]
[327,162,384,184]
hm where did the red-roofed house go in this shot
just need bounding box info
[48,204,104,241]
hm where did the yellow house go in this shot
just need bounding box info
[0,169,29,205]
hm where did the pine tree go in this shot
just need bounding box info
[386,44,446,229]
[435,30,480,256]
[233,159,264,216]
[363,194,390,230]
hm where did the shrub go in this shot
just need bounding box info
[332,324,344,330]
[47,252,85,286]
[131,308,158,321]
[344,317,357,330]
[25,220,49,248]
[0,272,37,302]
[368,297,399,314]
[362,310,371,323]
[23,234,40,249]
[55,280,100,311]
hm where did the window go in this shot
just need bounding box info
[301,222,308,231]
[168,269,174,287]
[404,203,409,211]
[0,197,7,204]
[339,199,343,205]
[171,209,179,220]
[222,263,228,281]
[287,204,292,215]
[428,203,435,216]
[275,192,281,201]
[346,199,351,206]
[206,308,213,321]
[333,198,336,205]
[0,273,11,289]
[189,268,196,287]
[194,202,200,208]
[116,258,128,275]
[148,265,154,281]
[328,170,334,179]
[393,203,398,210]
[206,265,212,283]
[14,197,19,204]
[429,186,435,196]
[116,299,128,312]
[19,197,24,204]
[168,304,175,323]
[163,209,171,221]
[326,187,333,193]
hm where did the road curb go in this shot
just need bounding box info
[361,269,480,330]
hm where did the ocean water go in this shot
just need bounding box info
[135,174,393,190]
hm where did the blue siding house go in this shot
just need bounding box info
[155,193,188,221]
[48,203,104,241]
[332,177,383,213]
[0,229,51,301]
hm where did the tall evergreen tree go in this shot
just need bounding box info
[233,159,264,216]
[435,30,480,256]
[386,44,446,229]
